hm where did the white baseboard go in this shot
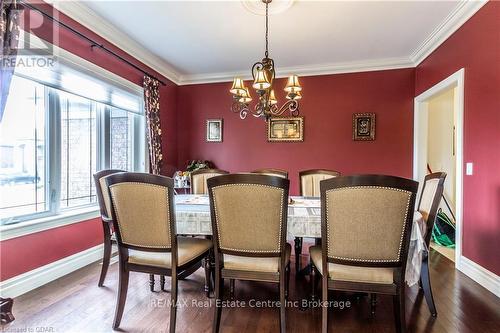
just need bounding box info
[0,244,104,298]
[458,256,500,298]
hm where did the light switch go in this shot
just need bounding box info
[466,162,473,175]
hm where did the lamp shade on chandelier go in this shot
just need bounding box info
[230,0,303,121]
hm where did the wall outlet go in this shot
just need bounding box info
[466,162,473,175]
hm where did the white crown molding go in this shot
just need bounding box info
[0,244,108,298]
[178,57,415,85]
[46,0,486,86]
[458,256,500,298]
[46,0,182,85]
[410,0,488,66]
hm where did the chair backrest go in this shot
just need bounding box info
[208,174,289,257]
[417,172,447,246]
[251,168,288,179]
[320,175,418,269]
[191,169,229,194]
[93,169,125,219]
[299,169,340,197]
[106,172,175,252]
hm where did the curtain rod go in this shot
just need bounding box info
[18,1,167,86]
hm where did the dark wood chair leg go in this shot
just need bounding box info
[421,257,437,316]
[229,279,235,300]
[98,222,112,287]
[393,286,406,333]
[321,275,328,333]
[370,293,377,316]
[0,297,15,324]
[294,237,303,275]
[160,275,166,292]
[112,264,130,329]
[213,270,223,333]
[169,273,178,333]
[285,262,290,299]
[204,255,211,297]
[149,274,155,292]
[311,262,317,301]
[279,271,287,333]
[211,258,216,279]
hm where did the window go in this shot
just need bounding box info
[0,63,145,225]
[0,77,47,219]
[110,107,141,171]
[59,91,98,209]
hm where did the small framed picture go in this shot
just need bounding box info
[206,119,223,142]
[267,117,304,142]
[353,113,376,141]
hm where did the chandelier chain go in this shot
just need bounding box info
[265,2,269,58]
[229,0,302,121]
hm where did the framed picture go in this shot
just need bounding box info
[353,113,376,141]
[206,119,223,142]
[267,117,304,142]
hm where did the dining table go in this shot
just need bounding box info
[174,194,426,287]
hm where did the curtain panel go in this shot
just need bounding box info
[143,75,163,175]
[1,0,20,121]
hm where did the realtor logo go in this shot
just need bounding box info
[1,1,58,68]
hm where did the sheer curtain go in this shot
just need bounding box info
[1,0,20,121]
[143,75,163,175]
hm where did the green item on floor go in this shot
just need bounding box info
[431,208,456,248]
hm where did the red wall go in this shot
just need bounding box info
[415,1,500,275]
[177,69,416,194]
[0,1,177,281]
[0,219,102,280]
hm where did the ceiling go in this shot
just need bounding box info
[57,1,485,84]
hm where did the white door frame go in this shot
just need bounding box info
[413,68,464,267]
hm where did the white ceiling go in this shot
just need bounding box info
[56,1,486,84]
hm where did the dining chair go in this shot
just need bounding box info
[93,169,125,287]
[417,172,447,316]
[106,172,213,332]
[251,168,288,179]
[190,169,229,194]
[309,174,418,333]
[295,169,340,274]
[299,169,341,197]
[208,174,291,333]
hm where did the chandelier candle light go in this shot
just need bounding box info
[230,0,303,121]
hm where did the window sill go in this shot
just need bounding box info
[0,206,100,241]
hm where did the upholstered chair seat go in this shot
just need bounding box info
[191,169,229,194]
[208,174,291,333]
[106,173,213,333]
[309,246,393,284]
[251,168,288,179]
[129,237,212,268]
[416,172,447,317]
[293,169,341,276]
[224,243,291,273]
[93,169,125,287]
[309,175,418,333]
[299,170,340,197]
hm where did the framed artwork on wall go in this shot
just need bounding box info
[267,117,304,142]
[206,119,223,142]
[353,113,376,141]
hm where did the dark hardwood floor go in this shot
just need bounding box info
[2,248,499,332]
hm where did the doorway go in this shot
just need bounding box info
[413,68,464,267]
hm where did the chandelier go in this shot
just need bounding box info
[229,0,302,121]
